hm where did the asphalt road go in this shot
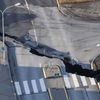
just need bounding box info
[6,41,100,100]
[0,0,33,37]
[6,41,50,100]
[0,0,100,100]
[2,0,100,63]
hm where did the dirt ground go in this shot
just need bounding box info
[61,0,100,21]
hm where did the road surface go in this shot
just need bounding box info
[0,0,100,100]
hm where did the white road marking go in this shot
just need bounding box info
[39,78,47,92]
[80,76,88,86]
[33,29,38,44]
[63,75,71,88]
[23,81,30,94]
[31,22,38,45]
[97,83,100,89]
[39,63,42,68]
[24,0,30,11]
[89,78,96,85]
[24,0,38,45]
[14,82,22,95]
[71,74,80,87]
[31,80,38,93]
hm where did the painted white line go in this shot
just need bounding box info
[89,78,96,85]
[80,76,88,86]
[33,29,38,43]
[31,21,38,46]
[24,0,29,11]
[39,63,42,68]
[24,0,38,45]
[23,81,30,94]
[14,82,22,95]
[31,21,34,25]
[63,75,71,88]
[97,83,100,89]
[24,0,38,46]
[71,74,80,88]
[31,80,38,93]
[39,78,47,92]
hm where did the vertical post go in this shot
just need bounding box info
[0,3,21,64]
[2,13,5,64]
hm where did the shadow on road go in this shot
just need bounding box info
[5,41,100,100]
[0,0,6,11]
[0,13,37,27]
[27,0,57,7]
